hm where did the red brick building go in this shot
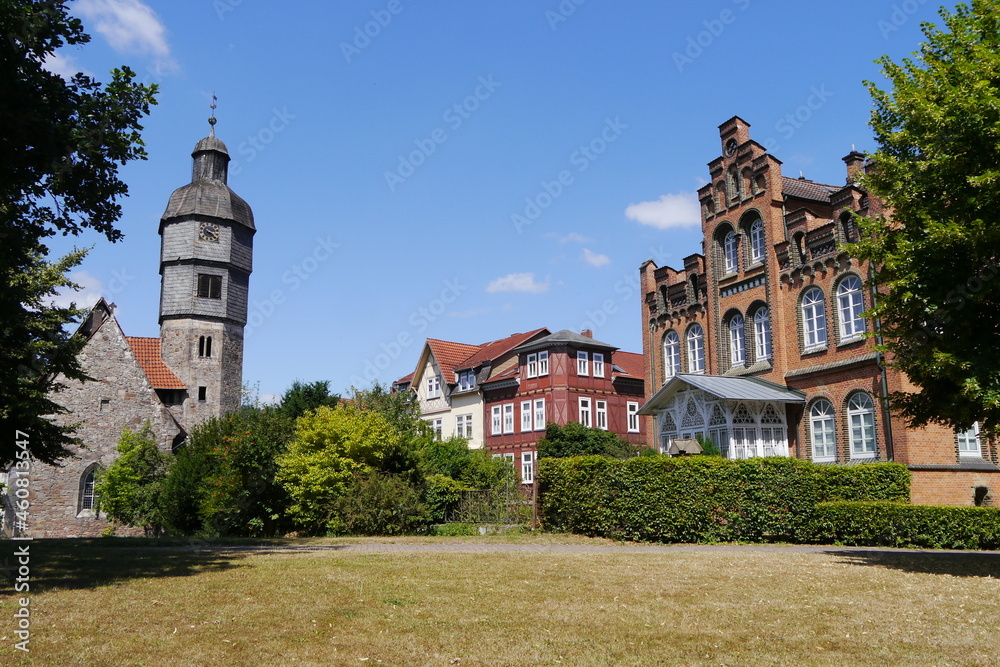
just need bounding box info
[638,116,998,507]
[482,329,647,484]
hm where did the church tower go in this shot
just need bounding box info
[158,115,254,425]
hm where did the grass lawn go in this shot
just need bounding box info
[1,534,999,666]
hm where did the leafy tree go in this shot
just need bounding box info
[330,473,430,536]
[94,424,171,535]
[0,0,157,465]
[276,405,423,534]
[536,421,640,459]
[160,406,294,537]
[349,381,423,436]
[279,380,340,421]
[852,0,1000,432]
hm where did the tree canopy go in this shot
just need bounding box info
[536,421,641,459]
[278,379,340,421]
[852,0,1000,432]
[0,0,157,465]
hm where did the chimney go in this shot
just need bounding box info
[581,329,593,338]
[843,149,865,184]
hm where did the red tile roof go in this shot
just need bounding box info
[394,372,414,386]
[426,339,482,384]
[613,351,646,382]
[458,328,550,370]
[125,337,186,390]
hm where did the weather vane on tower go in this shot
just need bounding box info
[209,93,218,137]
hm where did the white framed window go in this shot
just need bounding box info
[520,401,533,433]
[503,403,514,434]
[753,308,772,361]
[627,402,639,433]
[521,451,535,484]
[663,331,681,379]
[687,324,705,374]
[728,314,745,367]
[958,423,981,456]
[455,414,473,438]
[526,353,538,378]
[538,350,549,376]
[810,399,836,462]
[837,275,865,341]
[749,218,765,264]
[426,418,443,440]
[847,393,876,458]
[427,375,441,399]
[802,287,828,351]
[503,453,515,465]
[457,370,475,391]
[491,406,502,436]
[592,353,605,378]
[534,398,546,431]
[579,397,592,428]
[723,230,738,273]
[577,351,589,376]
[595,400,608,430]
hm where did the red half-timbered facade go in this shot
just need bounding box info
[482,329,647,484]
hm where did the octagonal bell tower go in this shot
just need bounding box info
[158,116,255,426]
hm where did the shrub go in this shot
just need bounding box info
[425,473,470,523]
[537,422,639,459]
[538,456,910,544]
[329,473,430,536]
[805,501,1000,550]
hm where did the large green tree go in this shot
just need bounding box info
[0,0,157,465]
[94,424,171,535]
[852,0,1000,433]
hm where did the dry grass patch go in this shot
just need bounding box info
[1,537,998,665]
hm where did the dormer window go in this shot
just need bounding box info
[457,370,475,391]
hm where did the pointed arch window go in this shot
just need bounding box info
[753,308,772,361]
[79,466,100,514]
[723,231,738,274]
[663,331,681,380]
[749,218,765,263]
[198,335,213,358]
[728,314,745,367]
[837,275,865,341]
[801,287,827,350]
[686,325,705,374]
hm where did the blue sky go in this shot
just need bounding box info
[47,0,944,401]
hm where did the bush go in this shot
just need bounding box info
[805,501,1000,550]
[430,522,479,536]
[425,473,470,523]
[538,456,910,544]
[537,422,639,459]
[329,473,430,536]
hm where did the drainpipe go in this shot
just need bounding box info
[868,264,895,461]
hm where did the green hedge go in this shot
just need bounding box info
[538,456,909,544]
[805,501,1000,550]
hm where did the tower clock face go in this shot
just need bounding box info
[199,222,220,242]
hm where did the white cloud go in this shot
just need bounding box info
[582,248,611,268]
[625,192,701,230]
[545,232,593,244]
[486,273,550,294]
[51,270,105,309]
[75,0,178,74]
[42,52,92,79]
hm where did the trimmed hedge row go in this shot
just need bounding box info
[537,456,910,544]
[805,501,1000,550]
